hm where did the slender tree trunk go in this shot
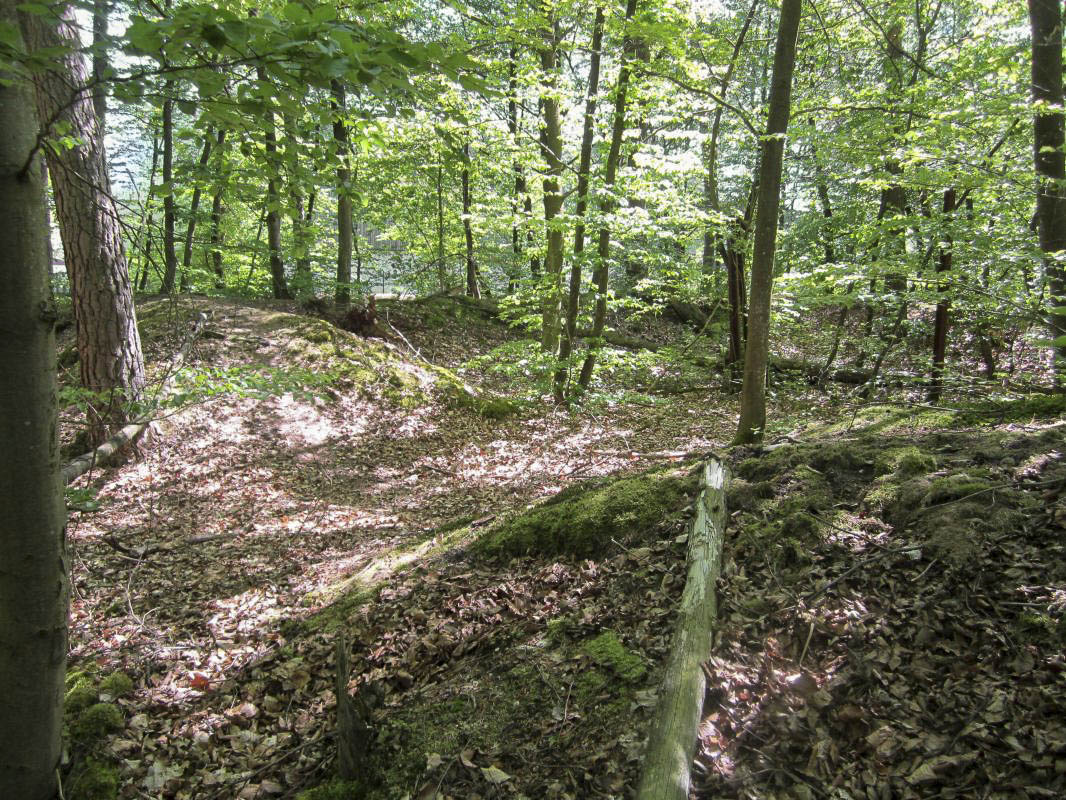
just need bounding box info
[0,12,68,797]
[255,56,289,299]
[160,88,178,293]
[733,0,802,445]
[538,7,565,352]
[333,80,353,308]
[1029,0,1066,383]
[134,130,159,292]
[436,161,447,291]
[206,130,227,289]
[554,4,604,403]
[928,188,956,400]
[21,3,146,444]
[578,0,639,391]
[294,188,315,288]
[179,127,215,291]
[462,141,480,298]
[702,0,759,290]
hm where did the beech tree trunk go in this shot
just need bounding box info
[577,0,639,392]
[180,127,216,291]
[462,141,480,298]
[538,5,565,353]
[21,2,146,445]
[334,80,353,308]
[734,0,802,445]
[160,89,178,293]
[554,4,604,404]
[258,59,290,300]
[0,10,69,795]
[929,188,956,401]
[208,133,227,289]
[1029,0,1066,383]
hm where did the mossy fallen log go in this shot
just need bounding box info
[637,458,728,800]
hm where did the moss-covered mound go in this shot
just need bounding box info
[473,464,698,559]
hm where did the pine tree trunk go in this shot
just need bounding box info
[21,2,146,444]
[1029,0,1066,384]
[0,10,69,795]
[734,0,802,445]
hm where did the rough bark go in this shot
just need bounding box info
[1029,0,1066,384]
[334,80,353,308]
[637,460,727,800]
[734,0,802,445]
[554,4,604,404]
[578,0,639,391]
[538,6,565,353]
[0,12,68,794]
[21,3,146,444]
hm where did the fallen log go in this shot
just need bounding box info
[637,458,728,800]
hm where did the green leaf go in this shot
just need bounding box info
[177,99,196,116]
[282,3,310,24]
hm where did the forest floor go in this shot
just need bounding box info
[59,295,1066,800]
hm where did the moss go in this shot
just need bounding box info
[726,478,774,512]
[72,703,124,741]
[923,473,994,505]
[583,631,645,682]
[98,672,134,698]
[875,446,936,478]
[546,614,579,644]
[66,683,98,714]
[297,778,380,800]
[67,759,119,800]
[474,466,696,559]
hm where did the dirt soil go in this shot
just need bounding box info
[60,296,1066,800]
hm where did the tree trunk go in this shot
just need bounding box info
[1029,0,1066,384]
[929,187,956,401]
[208,131,227,289]
[577,0,639,392]
[436,161,447,291]
[462,141,480,298]
[334,80,353,308]
[0,10,68,795]
[554,4,604,404]
[21,3,146,444]
[91,0,107,126]
[294,188,315,289]
[179,127,215,292]
[257,59,289,300]
[636,460,727,800]
[160,89,178,293]
[538,6,565,353]
[733,0,802,445]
